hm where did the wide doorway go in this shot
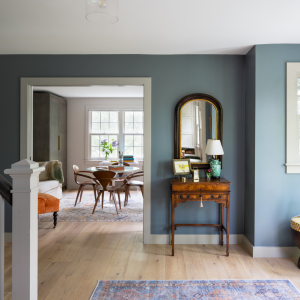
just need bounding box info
[20,77,151,242]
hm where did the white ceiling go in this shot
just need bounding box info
[33,85,144,98]
[1,0,300,55]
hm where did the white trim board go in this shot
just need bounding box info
[243,236,300,258]
[4,233,12,243]
[286,63,300,173]
[20,77,151,244]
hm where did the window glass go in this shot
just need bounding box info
[89,110,143,159]
[91,111,119,134]
[124,134,143,157]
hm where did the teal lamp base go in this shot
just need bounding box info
[210,159,221,178]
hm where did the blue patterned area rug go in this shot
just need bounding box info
[38,189,143,222]
[90,280,300,300]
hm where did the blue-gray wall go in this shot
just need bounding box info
[254,45,300,246]
[1,55,245,235]
[245,47,256,245]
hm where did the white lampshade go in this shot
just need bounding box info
[205,140,224,155]
[86,0,119,24]
[206,139,212,151]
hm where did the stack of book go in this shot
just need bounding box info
[123,155,134,162]
[108,165,125,171]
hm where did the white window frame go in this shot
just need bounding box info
[84,101,144,162]
[286,63,300,173]
[123,110,144,159]
[89,109,120,160]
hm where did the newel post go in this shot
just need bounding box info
[4,160,44,300]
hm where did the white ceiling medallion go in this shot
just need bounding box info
[85,0,119,24]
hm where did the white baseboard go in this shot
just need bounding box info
[243,236,300,258]
[5,233,12,243]
[145,234,243,245]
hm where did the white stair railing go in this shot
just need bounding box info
[4,160,44,300]
[0,195,4,300]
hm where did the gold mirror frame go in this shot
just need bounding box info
[174,93,223,169]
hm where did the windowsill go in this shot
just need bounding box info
[285,162,300,173]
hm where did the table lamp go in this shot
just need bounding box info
[205,139,224,178]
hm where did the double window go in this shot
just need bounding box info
[88,110,144,160]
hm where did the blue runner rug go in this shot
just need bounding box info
[90,280,300,300]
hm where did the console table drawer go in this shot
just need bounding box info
[174,194,227,201]
[172,183,230,192]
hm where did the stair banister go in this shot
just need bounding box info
[4,160,44,300]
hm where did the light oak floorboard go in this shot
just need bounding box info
[4,222,300,300]
[182,244,208,280]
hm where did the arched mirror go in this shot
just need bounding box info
[174,93,223,169]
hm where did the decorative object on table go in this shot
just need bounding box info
[172,159,191,175]
[90,280,300,300]
[204,169,212,180]
[101,138,119,160]
[123,154,134,162]
[192,169,199,181]
[108,165,124,171]
[118,151,123,166]
[291,215,300,268]
[181,176,186,182]
[205,139,224,178]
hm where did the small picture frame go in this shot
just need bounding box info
[192,169,199,181]
[172,159,191,175]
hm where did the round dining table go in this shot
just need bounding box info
[86,166,140,187]
[86,166,140,174]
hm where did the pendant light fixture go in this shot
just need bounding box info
[86,0,119,24]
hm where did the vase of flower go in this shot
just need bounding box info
[101,138,119,161]
[205,169,212,180]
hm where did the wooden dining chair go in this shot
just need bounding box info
[92,170,121,214]
[73,165,97,207]
[124,171,144,207]
[109,162,131,200]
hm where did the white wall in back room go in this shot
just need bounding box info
[67,97,143,189]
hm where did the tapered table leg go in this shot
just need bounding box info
[172,195,175,256]
[226,196,230,256]
[220,204,224,246]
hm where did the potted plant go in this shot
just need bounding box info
[101,138,119,160]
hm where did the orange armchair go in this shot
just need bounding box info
[38,193,60,228]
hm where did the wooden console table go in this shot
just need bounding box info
[170,178,231,256]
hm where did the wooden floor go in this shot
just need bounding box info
[4,221,300,300]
